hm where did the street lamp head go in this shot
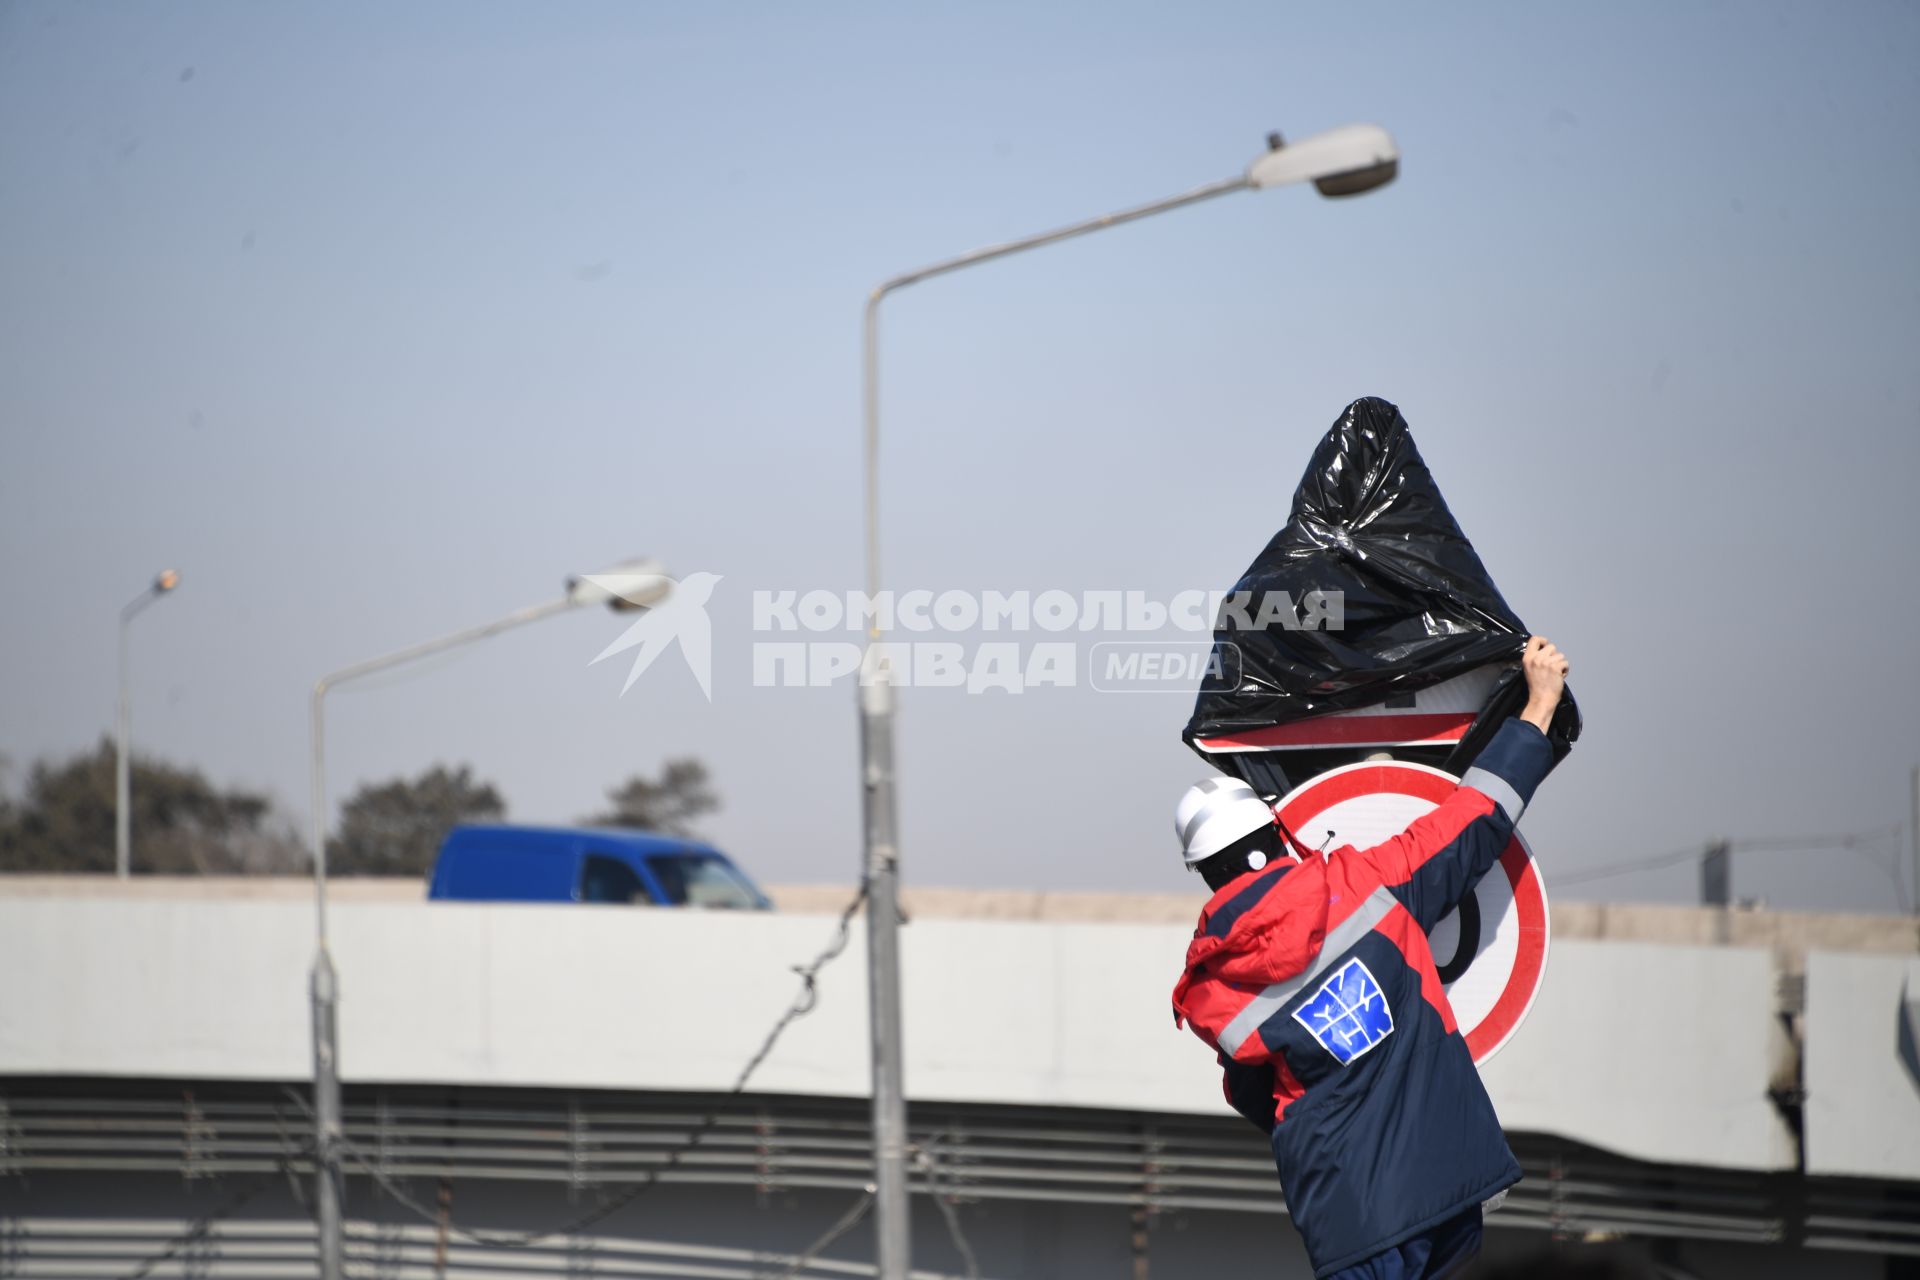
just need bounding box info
[154,569,181,593]
[567,557,672,612]
[1247,124,1399,198]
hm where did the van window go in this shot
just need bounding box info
[646,853,763,909]
[579,854,648,904]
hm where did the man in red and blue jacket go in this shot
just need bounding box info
[1172,637,1570,1280]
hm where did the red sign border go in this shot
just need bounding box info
[1274,762,1549,1065]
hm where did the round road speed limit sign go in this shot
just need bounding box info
[1274,760,1549,1065]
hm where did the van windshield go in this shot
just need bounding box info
[646,853,765,910]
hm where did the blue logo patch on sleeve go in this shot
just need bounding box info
[1293,957,1394,1065]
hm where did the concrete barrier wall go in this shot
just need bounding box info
[0,894,1797,1170]
[1803,950,1920,1180]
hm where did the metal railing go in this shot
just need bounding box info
[3,1078,1917,1272]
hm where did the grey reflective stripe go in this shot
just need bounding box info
[1216,886,1400,1057]
[1461,766,1525,823]
[1179,779,1243,849]
[1178,802,1212,851]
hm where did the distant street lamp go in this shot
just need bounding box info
[305,558,669,1280]
[116,569,181,878]
[856,125,1400,1279]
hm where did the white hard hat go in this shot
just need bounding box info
[1174,776,1276,865]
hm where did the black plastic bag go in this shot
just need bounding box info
[1184,396,1578,771]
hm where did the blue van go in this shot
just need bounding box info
[427,825,772,910]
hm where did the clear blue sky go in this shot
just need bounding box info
[2,0,1916,911]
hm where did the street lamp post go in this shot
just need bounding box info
[857,124,1400,1278]
[305,560,669,1280]
[116,569,181,878]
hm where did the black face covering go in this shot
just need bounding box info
[1198,824,1285,894]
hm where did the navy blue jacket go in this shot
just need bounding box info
[1172,719,1555,1276]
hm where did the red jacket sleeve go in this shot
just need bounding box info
[1353,718,1555,930]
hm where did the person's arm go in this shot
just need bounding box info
[1356,637,1569,930]
[1516,635,1569,736]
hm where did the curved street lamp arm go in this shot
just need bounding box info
[869,173,1252,304]
[307,593,577,943]
[313,595,578,702]
[861,173,1250,603]
[120,591,161,625]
